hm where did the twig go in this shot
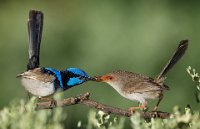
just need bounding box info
[36,92,173,119]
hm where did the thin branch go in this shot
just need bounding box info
[36,92,173,119]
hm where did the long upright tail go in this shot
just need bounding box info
[27,10,43,70]
[155,40,189,81]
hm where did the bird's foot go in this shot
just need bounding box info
[128,106,138,113]
[128,105,147,113]
[152,106,158,112]
[37,97,57,108]
[151,111,159,118]
[38,97,51,102]
[49,99,57,108]
[151,106,159,117]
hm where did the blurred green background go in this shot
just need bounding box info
[0,0,200,127]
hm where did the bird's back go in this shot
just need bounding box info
[106,70,169,103]
[110,70,169,94]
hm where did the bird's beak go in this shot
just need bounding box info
[16,73,23,78]
[85,77,96,81]
[94,76,103,82]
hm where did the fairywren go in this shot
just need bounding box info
[17,67,95,97]
[17,10,94,100]
[95,40,188,112]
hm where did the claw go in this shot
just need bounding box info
[152,111,159,118]
[152,106,158,112]
[49,99,57,108]
[37,97,56,108]
[128,103,147,113]
[128,107,137,113]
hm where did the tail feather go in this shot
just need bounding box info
[155,40,188,81]
[27,10,43,70]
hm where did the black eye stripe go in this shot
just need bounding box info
[62,70,80,77]
[40,68,53,75]
[78,76,85,80]
[61,71,82,87]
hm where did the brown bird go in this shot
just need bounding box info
[95,40,188,112]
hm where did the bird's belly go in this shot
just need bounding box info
[108,82,160,104]
[21,78,55,97]
[120,92,146,104]
[108,83,147,104]
[122,92,159,104]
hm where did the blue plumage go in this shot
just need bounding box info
[42,67,92,90]
[66,68,89,78]
[17,67,94,97]
[45,68,63,88]
[67,77,84,86]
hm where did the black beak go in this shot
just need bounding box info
[85,77,96,81]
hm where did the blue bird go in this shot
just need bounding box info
[17,67,95,97]
[17,10,94,100]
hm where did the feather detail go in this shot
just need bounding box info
[17,68,55,83]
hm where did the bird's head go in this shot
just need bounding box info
[95,70,125,83]
[94,70,129,86]
[95,74,116,83]
[65,68,95,86]
[95,70,125,88]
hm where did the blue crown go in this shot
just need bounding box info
[66,68,89,78]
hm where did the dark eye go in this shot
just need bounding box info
[109,77,113,80]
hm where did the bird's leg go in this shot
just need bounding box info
[49,98,57,108]
[128,102,147,113]
[27,92,31,100]
[153,94,163,111]
[37,97,49,102]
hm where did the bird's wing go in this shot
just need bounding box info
[121,73,168,94]
[123,80,163,94]
[17,68,56,83]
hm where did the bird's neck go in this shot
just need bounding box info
[107,81,123,94]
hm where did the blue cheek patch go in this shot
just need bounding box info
[67,77,84,86]
[45,68,63,88]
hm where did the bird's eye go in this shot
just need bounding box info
[104,76,114,81]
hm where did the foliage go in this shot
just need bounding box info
[187,66,200,102]
[85,110,125,129]
[0,98,200,129]
[0,66,200,129]
[130,107,200,129]
[84,108,200,129]
[0,97,66,129]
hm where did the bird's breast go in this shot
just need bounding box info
[21,78,55,97]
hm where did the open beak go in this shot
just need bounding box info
[94,76,103,82]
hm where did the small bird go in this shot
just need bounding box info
[95,40,188,112]
[17,67,95,98]
[17,10,94,103]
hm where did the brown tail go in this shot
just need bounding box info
[155,40,188,81]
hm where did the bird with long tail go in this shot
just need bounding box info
[95,40,188,112]
[17,10,95,105]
